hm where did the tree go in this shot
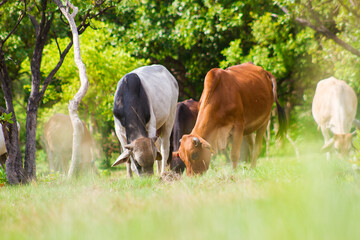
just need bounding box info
[0,0,28,184]
[52,0,89,177]
[277,0,360,57]
[110,0,277,100]
[31,20,147,165]
[275,0,360,96]
[0,0,118,183]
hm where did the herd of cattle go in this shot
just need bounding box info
[1,62,359,177]
[109,62,359,177]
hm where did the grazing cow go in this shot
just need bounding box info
[169,99,199,173]
[112,64,179,177]
[312,77,358,157]
[178,63,286,175]
[43,114,98,173]
[169,99,252,174]
[0,122,20,169]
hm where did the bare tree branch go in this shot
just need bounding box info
[38,0,115,103]
[0,0,8,8]
[39,40,73,98]
[52,31,62,56]
[278,5,360,57]
[29,14,40,36]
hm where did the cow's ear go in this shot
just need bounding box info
[173,151,180,158]
[112,149,132,167]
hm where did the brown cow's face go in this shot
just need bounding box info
[178,134,211,176]
[334,133,353,157]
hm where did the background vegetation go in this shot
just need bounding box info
[2,0,360,171]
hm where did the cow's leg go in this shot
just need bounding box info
[48,149,54,172]
[158,110,176,175]
[63,155,69,173]
[115,120,135,178]
[239,137,250,163]
[251,122,268,168]
[230,124,244,169]
[266,121,271,161]
[159,123,173,175]
[245,134,255,166]
[146,117,162,175]
[321,126,331,160]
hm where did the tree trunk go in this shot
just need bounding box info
[53,0,89,177]
[24,102,38,179]
[0,52,26,184]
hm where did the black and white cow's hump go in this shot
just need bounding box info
[113,73,151,143]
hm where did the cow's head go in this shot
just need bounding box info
[112,137,162,175]
[322,132,356,157]
[170,151,186,174]
[178,134,211,176]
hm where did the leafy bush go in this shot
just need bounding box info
[352,129,360,166]
[0,167,7,185]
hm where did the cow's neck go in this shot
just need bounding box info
[192,120,216,146]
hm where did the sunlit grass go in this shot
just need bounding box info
[1,136,360,240]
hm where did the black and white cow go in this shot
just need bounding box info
[112,64,179,177]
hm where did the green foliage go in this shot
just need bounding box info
[3,0,360,175]
[0,167,7,185]
[111,0,277,99]
[276,0,360,93]
[352,130,360,165]
[0,112,14,124]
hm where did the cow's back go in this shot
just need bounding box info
[196,63,274,140]
[132,65,179,129]
[312,77,357,133]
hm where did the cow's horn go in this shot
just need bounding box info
[321,138,335,152]
[193,137,200,146]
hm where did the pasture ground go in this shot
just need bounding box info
[1,136,360,240]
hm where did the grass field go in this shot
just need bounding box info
[1,136,360,240]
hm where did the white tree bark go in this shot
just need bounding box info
[53,0,89,177]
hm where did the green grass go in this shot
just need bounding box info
[1,137,360,240]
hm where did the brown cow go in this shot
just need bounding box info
[168,99,199,173]
[170,99,252,174]
[43,113,98,174]
[178,63,286,175]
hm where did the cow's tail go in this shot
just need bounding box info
[268,72,287,139]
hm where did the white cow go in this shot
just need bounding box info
[312,77,358,157]
[112,64,179,177]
